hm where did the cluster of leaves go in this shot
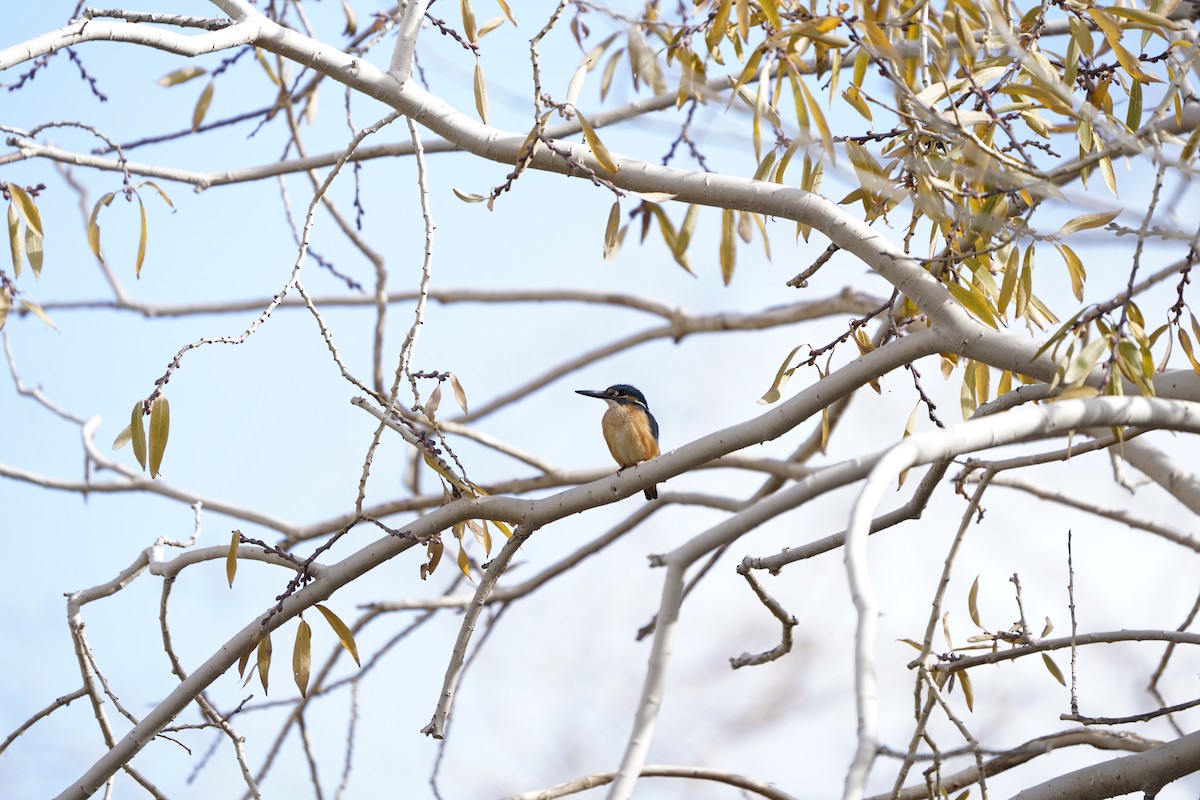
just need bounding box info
[901,576,1065,712]
[112,396,171,479]
[2,183,55,330]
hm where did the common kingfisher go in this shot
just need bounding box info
[576,384,660,500]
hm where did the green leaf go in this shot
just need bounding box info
[130,401,147,471]
[227,530,240,587]
[293,618,312,697]
[315,604,361,666]
[148,395,170,478]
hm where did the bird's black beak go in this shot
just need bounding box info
[575,389,607,400]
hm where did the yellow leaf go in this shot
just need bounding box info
[960,669,975,711]
[0,286,8,331]
[315,604,361,666]
[130,401,147,471]
[473,62,489,123]
[460,0,478,42]
[1056,243,1086,302]
[256,633,273,694]
[341,0,357,35]
[87,191,116,260]
[255,48,280,86]
[1042,653,1066,685]
[577,111,618,173]
[8,203,24,278]
[19,299,57,330]
[227,530,240,587]
[293,618,312,697]
[25,225,43,279]
[603,200,621,259]
[706,0,733,52]
[7,184,42,238]
[1087,9,1162,83]
[720,208,735,285]
[1058,210,1120,236]
[192,81,214,131]
[148,395,170,478]
[968,576,982,627]
[156,66,207,86]
[496,0,517,25]
[135,194,148,279]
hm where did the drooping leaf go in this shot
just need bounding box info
[148,395,170,478]
[256,632,273,694]
[8,203,24,277]
[452,188,486,203]
[0,286,9,331]
[603,200,621,260]
[959,669,975,711]
[719,208,735,285]
[135,194,148,278]
[24,224,43,279]
[130,401,147,471]
[460,0,478,42]
[315,604,361,666]
[293,618,312,697]
[448,372,469,413]
[473,62,489,123]
[227,530,240,587]
[87,191,117,260]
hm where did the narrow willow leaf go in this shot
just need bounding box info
[341,0,358,35]
[293,618,312,697]
[759,344,805,404]
[448,372,469,413]
[7,184,42,238]
[496,0,516,24]
[719,208,735,285]
[315,604,361,666]
[20,299,58,330]
[1058,210,1120,236]
[1042,653,1067,685]
[460,0,478,42]
[25,225,43,279]
[478,16,506,37]
[820,405,830,452]
[141,180,176,210]
[603,200,620,260]
[600,47,623,101]
[456,542,471,578]
[9,203,24,277]
[997,245,1020,316]
[1087,9,1162,83]
[492,520,513,538]
[135,194,148,278]
[960,669,975,711]
[1126,79,1143,131]
[237,640,255,679]
[183,76,212,132]
[256,633,273,694]
[473,62,489,123]
[576,111,618,173]
[256,48,280,86]
[156,66,207,86]
[0,286,9,331]
[148,395,170,478]
[227,530,240,587]
[968,576,982,627]
[706,0,733,53]
[1056,243,1086,301]
[452,188,486,203]
[131,401,147,471]
[87,192,117,260]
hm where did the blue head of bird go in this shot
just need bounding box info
[576,384,660,500]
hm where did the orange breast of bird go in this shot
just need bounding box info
[601,403,660,468]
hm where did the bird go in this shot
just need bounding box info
[576,384,660,500]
